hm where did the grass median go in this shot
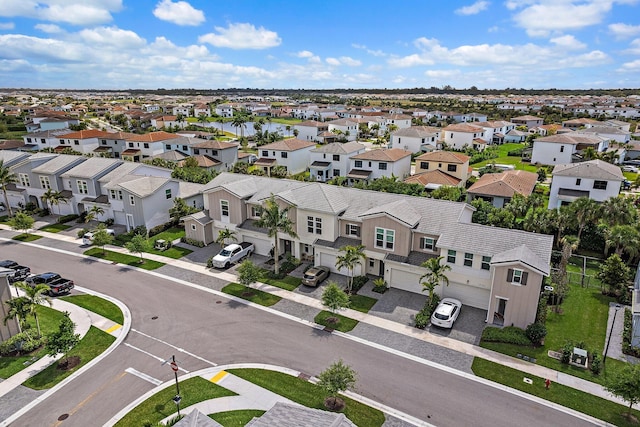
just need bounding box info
[84,248,164,270]
[221,283,282,306]
[12,233,42,242]
[61,294,124,324]
[314,311,358,332]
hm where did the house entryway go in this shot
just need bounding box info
[493,297,507,326]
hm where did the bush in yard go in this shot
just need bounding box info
[525,322,547,346]
[148,222,174,237]
[57,214,79,224]
[622,307,640,358]
[372,277,388,294]
[0,330,42,356]
[351,275,369,293]
[180,236,205,247]
[590,353,602,375]
[76,228,89,238]
[482,326,532,346]
[414,294,440,329]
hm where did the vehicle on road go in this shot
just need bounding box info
[210,242,254,268]
[302,266,330,287]
[0,260,31,283]
[26,272,74,296]
[431,298,462,328]
[82,228,115,245]
[622,165,639,173]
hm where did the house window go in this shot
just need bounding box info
[251,206,262,218]
[375,227,394,250]
[507,268,528,285]
[464,252,473,267]
[333,155,340,161]
[379,162,387,170]
[593,180,607,190]
[346,223,361,237]
[102,140,107,145]
[191,224,196,231]
[165,144,171,150]
[355,160,363,168]
[77,180,88,194]
[447,250,456,264]
[334,169,340,176]
[129,195,135,205]
[220,200,229,217]
[182,145,187,151]
[420,237,435,250]
[307,216,322,234]
[281,152,288,158]
[576,178,581,186]
[74,140,79,145]
[420,162,429,170]
[27,138,32,143]
[481,256,491,271]
[261,150,268,157]
[193,149,200,155]
[369,258,375,268]
[211,150,219,156]
[560,145,565,153]
[128,142,134,148]
[41,138,46,143]
[447,164,457,172]
[109,189,123,200]
[39,176,51,190]
[165,189,172,199]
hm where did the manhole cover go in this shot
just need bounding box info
[58,414,69,421]
[151,316,158,320]
[216,301,222,304]
[298,373,311,381]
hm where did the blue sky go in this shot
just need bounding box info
[1,0,639,90]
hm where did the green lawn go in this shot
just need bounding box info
[472,143,538,172]
[38,223,71,233]
[60,294,124,324]
[349,294,378,313]
[259,273,302,291]
[83,248,165,270]
[23,326,115,390]
[221,283,282,306]
[209,410,265,426]
[114,377,236,427]
[472,358,640,427]
[115,227,192,259]
[12,233,43,242]
[314,310,358,332]
[229,369,385,427]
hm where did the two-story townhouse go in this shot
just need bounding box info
[294,120,329,143]
[193,103,210,117]
[172,104,192,117]
[6,152,58,210]
[114,176,179,231]
[29,154,88,214]
[442,123,487,150]
[92,131,134,159]
[531,133,609,165]
[151,115,183,130]
[326,118,359,141]
[476,120,517,145]
[548,160,624,208]
[0,268,20,342]
[460,112,488,123]
[511,115,544,129]
[55,129,116,155]
[347,148,412,183]
[579,126,631,145]
[22,129,74,151]
[407,151,470,189]
[467,170,538,208]
[382,114,412,131]
[254,138,316,175]
[190,140,238,170]
[184,173,553,329]
[561,118,599,130]
[309,142,366,182]
[390,126,441,153]
[59,157,123,217]
[215,104,234,118]
[123,131,181,162]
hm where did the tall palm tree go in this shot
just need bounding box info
[3,296,29,333]
[601,196,637,227]
[0,159,17,217]
[335,245,366,294]
[604,224,638,256]
[15,281,51,338]
[419,256,451,301]
[567,197,600,239]
[215,227,237,247]
[42,189,69,216]
[84,205,105,223]
[230,115,248,139]
[255,195,298,275]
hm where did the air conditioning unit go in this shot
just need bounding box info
[316,175,323,181]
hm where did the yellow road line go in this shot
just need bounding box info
[105,324,122,334]
[210,371,227,383]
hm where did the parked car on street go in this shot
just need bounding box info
[302,266,330,287]
[0,260,31,283]
[210,242,254,268]
[431,298,462,328]
[26,272,74,296]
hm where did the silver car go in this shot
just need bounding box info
[302,266,330,287]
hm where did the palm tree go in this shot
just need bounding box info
[581,146,599,160]
[3,296,29,333]
[41,189,69,216]
[604,224,638,256]
[198,113,208,129]
[84,205,105,223]
[255,195,298,275]
[419,256,451,301]
[230,115,248,139]
[215,227,237,247]
[335,245,366,294]
[567,197,600,239]
[0,159,17,217]
[15,281,51,338]
[601,196,637,227]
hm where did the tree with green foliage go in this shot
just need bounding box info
[604,362,640,419]
[237,260,262,288]
[597,254,631,296]
[92,225,114,255]
[317,359,357,411]
[603,224,639,258]
[169,197,198,224]
[9,211,34,236]
[84,205,105,223]
[15,281,51,338]
[255,195,298,276]
[321,281,350,317]
[419,256,451,302]
[567,197,600,239]
[215,227,237,247]
[430,185,465,201]
[41,189,69,216]
[3,296,30,332]
[0,159,17,217]
[45,311,80,365]
[335,244,366,294]
[600,196,637,227]
[125,234,150,263]
[171,166,217,184]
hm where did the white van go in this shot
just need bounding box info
[493,164,515,171]
[82,229,115,245]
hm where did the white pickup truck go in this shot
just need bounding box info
[210,242,254,268]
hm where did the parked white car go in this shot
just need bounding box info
[622,165,639,173]
[431,298,462,328]
[82,229,115,245]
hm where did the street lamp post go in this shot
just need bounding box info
[603,304,622,365]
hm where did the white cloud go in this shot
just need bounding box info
[352,43,386,57]
[153,0,205,26]
[295,50,320,63]
[550,35,586,50]
[617,59,640,72]
[326,57,340,66]
[79,27,146,49]
[198,23,281,49]
[35,24,63,33]
[0,0,123,25]
[609,22,640,39]
[326,56,362,66]
[425,69,463,78]
[623,38,640,54]
[0,22,15,30]
[455,1,490,15]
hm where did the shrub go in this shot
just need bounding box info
[351,275,369,293]
[525,322,547,346]
[180,236,205,247]
[590,353,602,375]
[58,214,79,224]
[148,222,175,237]
[415,295,441,329]
[372,278,388,294]
[482,326,533,346]
[279,254,300,274]
[0,330,42,356]
[76,211,88,223]
[76,228,89,238]
[131,225,147,237]
[561,342,573,364]
[104,218,115,226]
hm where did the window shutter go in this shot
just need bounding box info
[521,272,528,285]
[506,269,513,282]
[356,227,360,237]
[346,223,349,234]
[420,237,425,248]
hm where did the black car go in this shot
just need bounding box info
[0,260,31,283]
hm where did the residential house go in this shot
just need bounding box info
[408,151,470,188]
[512,115,544,129]
[309,142,366,182]
[151,115,184,130]
[184,173,553,329]
[5,152,58,210]
[442,123,487,150]
[255,139,316,175]
[123,131,181,162]
[548,160,624,208]
[22,129,74,151]
[327,118,359,141]
[476,120,517,145]
[117,175,180,231]
[579,125,631,145]
[467,170,538,208]
[347,148,412,182]
[504,129,528,143]
[193,103,210,117]
[383,113,413,130]
[0,269,20,342]
[294,120,329,143]
[55,129,116,155]
[190,140,238,170]
[92,131,133,159]
[390,126,440,153]
[215,104,234,118]
[562,118,599,130]
[531,133,609,165]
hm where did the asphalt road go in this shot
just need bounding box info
[4,242,597,427]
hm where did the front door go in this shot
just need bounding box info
[495,298,507,326]
[378,260,385,277]
[283,239,292,255]
[126,214,134,232]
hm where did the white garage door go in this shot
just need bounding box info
[443,282,490,309]
[114,211,126,226]
[242,235,272,256]
[389,268,423,293]
[319,252,339,273]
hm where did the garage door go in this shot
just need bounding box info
[443,282,490,309]
[319,252,339,273]
[242,235,272,256]
[114,211,126,226]
[389,268,423,293]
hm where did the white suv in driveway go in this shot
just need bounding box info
[431,298,462,328]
